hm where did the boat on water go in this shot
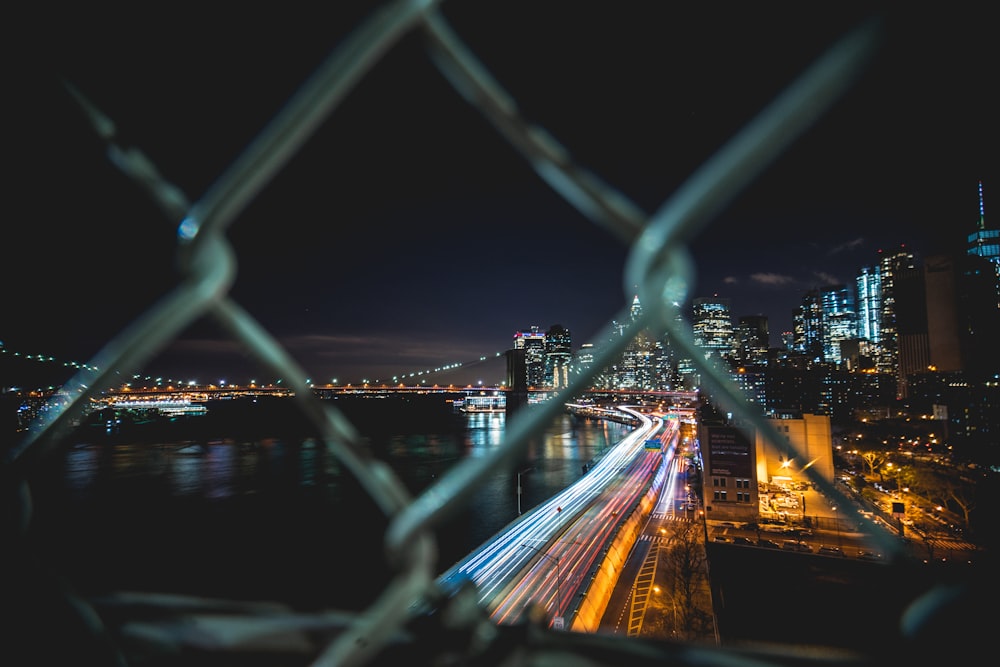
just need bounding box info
[99,398,209,417]
[454,393,506,413]
[157,403,209,416]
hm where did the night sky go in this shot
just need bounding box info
[6,3,998,388]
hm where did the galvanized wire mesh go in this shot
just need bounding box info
[7,2,962,666]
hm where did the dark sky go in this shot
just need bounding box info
[6,3,998,388]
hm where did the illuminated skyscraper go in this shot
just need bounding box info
[735,315,769,365]
[692,296,735,362]
[966,180,999,307]
[544,324,572,389]
[855,264,881,344]
[513,326,546,388]
[619,295,656,389]
[876,245,916,395]
[819,284,858,365]
[574,342,595,381]
[792,290,823,362]
[630,294,643,321]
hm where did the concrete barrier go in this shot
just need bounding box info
[570,455,666,632]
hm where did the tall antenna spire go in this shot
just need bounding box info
[978,180,986,231]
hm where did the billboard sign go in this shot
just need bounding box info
[706,425,753,478]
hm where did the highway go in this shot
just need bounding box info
[435,406,679,628]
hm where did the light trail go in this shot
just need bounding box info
[435,407,683,627]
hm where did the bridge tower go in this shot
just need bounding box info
[504,347,528,415]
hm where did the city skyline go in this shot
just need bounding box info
[6,4,997,388]
[3,222,989,391]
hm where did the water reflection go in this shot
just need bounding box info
[170,449,203,496]
[204,441,235,499]
[464,412,506,452]
[65,445,99,494]
[300,438,318,487]
[49,405,633,572]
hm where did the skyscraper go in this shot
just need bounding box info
[574,343,595,382]
[513,326,546,389]
[692,297,735,362]
[819,284,858,366]
[924,252,1000,379]
[792,290,823,362]
[895,259,930,399]
[544,324,572,389]
[619,295,657,389]
[876,245,917,396]
[966,180,1000,308]
[855,264,881,345]
[735,315,769,365]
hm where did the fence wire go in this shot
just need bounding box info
[5,2,972,666]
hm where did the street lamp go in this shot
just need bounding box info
[831,506,841,546]
[517,467,533,516]
[521,542,562,626]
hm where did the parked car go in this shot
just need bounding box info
[761,524,789,534]
[757,538,781,549]
[732,536,755,546]
[817,545,846,557]
[782,540,813,552]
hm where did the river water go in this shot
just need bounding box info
[19,394,633,612]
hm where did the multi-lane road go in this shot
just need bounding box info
[435,406,679,628]
[433,402,981,639]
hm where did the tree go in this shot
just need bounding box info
[858,450,887,478]
[942,477,976,531]
[659,519,712,642]
[894,461,977,533]
[847,473,868,495]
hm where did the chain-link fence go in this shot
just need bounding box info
[5,2,986,666]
